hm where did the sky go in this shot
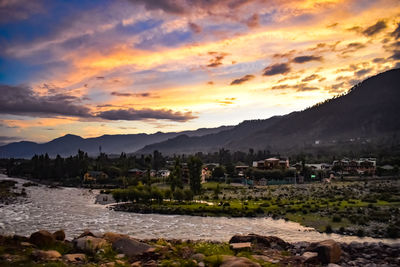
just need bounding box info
[0,0,400,144]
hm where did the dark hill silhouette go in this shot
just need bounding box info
[138,68,400,154]
[0,126,233,158]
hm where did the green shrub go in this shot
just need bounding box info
[332,215,342,222]
[325,225,333,233]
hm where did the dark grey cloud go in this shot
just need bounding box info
[207,51,228,68]
[0,0,44,24]
[270,83,319,92]
[355,68,372,77]
[346,42,366,50]
[292,55,323,63]
[392,23,400,40]
[271,84,289,90]
[97,108,197,122]
[0,84,92,118]
[272,50,297,59]
[362,20,387,36]
[331,82,345,90]
[230,74,255,85]
[263,63,291,76]
[372,57,384,63]
[390,50,400,60]
[0,84,194,122]
[0,136,20,142]
[246,13,259,28]
[292,83,319,92]
[301,74,319,82]
[188,22,202,33]
[130,0,259,15]
[327,23,338,28]
[111,91,154,97]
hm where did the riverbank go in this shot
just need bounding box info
[0,180,26,205]
[1,229,399,267]
[110,179,400,239]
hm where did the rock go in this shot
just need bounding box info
[131,261,141,267]
[306,239,342,264]
[116,254,125,259]
[229,234,289,250]
[220,255,261,267]
[77,230,96,239]
[142,259,157,267]
[74,236,108,253]
[116,260,126,265]
[112,237,152,257]
[198,262,205,267]
[63,253,87,263]
[101,263,115,267]
[252,255,274,262]
[20,242,34,247]
[103,232,129,243]
[192,253,205,262]
[230,242,252,251]
[302,251,319,264]
[52,230,65,241]
[29,230,55,247]
[32,250,61,261]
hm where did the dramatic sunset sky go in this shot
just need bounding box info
[0,0,400,144]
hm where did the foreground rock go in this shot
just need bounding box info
[74,236,108,253]
[32,250,61,260]
[220,255,261,267]
[229,234,290,250]
[112,237,153,257]
[306,239,342,263]
[63,253,87,263]
[1,230,399,266]
[29,230,55,247]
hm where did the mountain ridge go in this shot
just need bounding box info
[137,68,400,155]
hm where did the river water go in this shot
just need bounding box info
[0,175,398,243]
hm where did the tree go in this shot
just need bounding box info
[212,166,225,181]
[188,156,202,195]
[169,158,183,191]
[173,188,185,202]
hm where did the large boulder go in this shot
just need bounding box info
[52,230,65,241]
[230,242,252,251]
[103,232,129,243]
[32,250,61,261]
[220,255,261,267]
[306,239,342,264]
[77,230,96,239]
[112,237,152,257]
[74,236,108,253]
[229,234,289,250]
[29,230,55,247]
[63,253,87,263]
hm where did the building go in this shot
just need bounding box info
[158,169,171,178]
[84,171,108,183]
[235,165,249,177]
[332,158,376,175]
[252,157,290,170]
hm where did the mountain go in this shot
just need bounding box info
[138,68,400,155]
[0,126,233,158]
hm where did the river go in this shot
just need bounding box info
[0,175,398,243]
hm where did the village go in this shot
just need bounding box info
[83,156,385,187]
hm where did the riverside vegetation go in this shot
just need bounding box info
[111,179,400,239]
[1,229,399,267]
